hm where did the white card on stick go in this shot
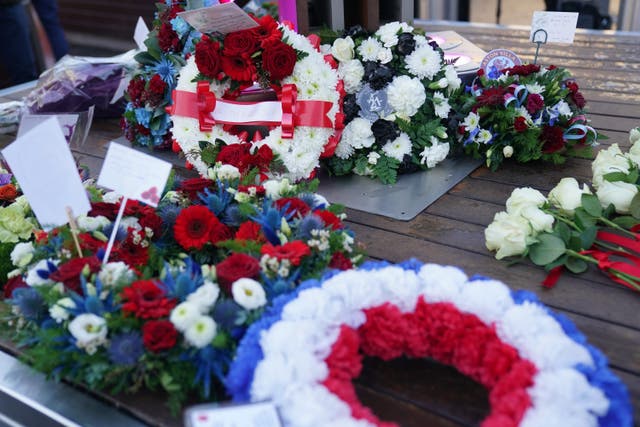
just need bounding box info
[2,117,90,230]
[186,401,282,427]
[97,142,171,207]
[530,11,579,43]
[18,113,79,142]
[178,2,258,35]
[134,16,150,51]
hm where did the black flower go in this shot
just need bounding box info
[343,94,360,123]
[341,25,368,39]
[371,119,400,144]
[364,62,394,90]
[397,33,416,56]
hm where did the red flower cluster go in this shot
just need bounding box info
[274,197,310,218]
[566,81,586,109]
[261,241,311,266]
[126,77,146,107]
[525,93,544,114]
[513,116,527,132]
[49,256,102,294]
[320,298,537,427]
[121,280,176,319]
[501,64,540,76]
[143,74,168,106]
[195,36,222,79]
[476,87,507,107]
[216,253,260,293]
[158,22,181,53]
[541,125,566,153]
[216,143,273,175]
[329,252,353,270]
[142,320,178,353]
[173,205,228,250]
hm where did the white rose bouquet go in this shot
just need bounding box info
[485,126,640,293]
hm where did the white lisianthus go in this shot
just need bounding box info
[386,75,426,118]
[503,146,514,158]
[548,177,592,215]
[505,187,547,215]
[25,259,57,287]
[263,179,294,199]
[367,152,381,165]
[419,139,449,168]
[49,297,75,323]
[433,92,451,119]
[596,180,638,214]
[520,206,554,233]
[444,65,461,92]
[184,316,217,348]
[98,262,135,287]
[591,144,630,189]
[357,37,383,61]
[68,314,107,354]
[331,36,354,62]
[485,212,532,260]
[405,45,442,80]
[382,133,412,162]
[462,112,480,131]
[232,278,267,310]
[377,47,393,64]
[170,301,201,332]
[187,281,221,313]
[76,215,110,232]
[10,241,34,268]
[337,59,364,94]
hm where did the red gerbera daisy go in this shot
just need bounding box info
[222,54,256,83]
[261,240,311,266]
[173,205,218,250]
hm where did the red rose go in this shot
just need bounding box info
[476,87,506,107]
[261,40,297,81]
[195,37,222,79]
[216,253,260,293]
[209,220,233,245]
[223,29,258,56]
[217,143,251,171]
[525,93,544,114]
[174,205,219,250]
[235,221,264,242]
[112,232,150,267]
[179,178,213,200]
[222,54,256,82]
[315,210,342,230]
[513,116,527,132]
[261,241,311,266]
[158,22,180,52]
[274,197,310,218]
[329,252,353,270]
[121,280,176,319]
[541,125,565,154]
[89,202,119,220]
[3,275,27,299]
[142,320,178,353]
[49,256,102,294]
[251,15,282,46]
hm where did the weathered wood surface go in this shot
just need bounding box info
[0,22,639,427]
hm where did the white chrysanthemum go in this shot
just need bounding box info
[386,76,426,118]
[382,132,412,161]
[444,65,461,92]
[187,280,220,313]
[475,129,493,144]
[419,139,450,168]
[334,138,355,159]
[462,112,480,131]
[357,37,383,61]
[98,262,135,287]
[525,82,545,94]
[10,241,34,268]
[341,118,375,150]
[553,100,572,117]
[25,259,57,286]
[433,92,451,118]
[170,301,201,332]
[76,215,110,232]
[405,45,442,80]
[375,21,412,47]
[68,314,107,354]
[377,48,393,64]
[338,60,364,94]
[184,316,217,348]
[49,297,75,323]
[232,278,267,310]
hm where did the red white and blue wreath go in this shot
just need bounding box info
[226,260,632,427]
[169,20,344,182]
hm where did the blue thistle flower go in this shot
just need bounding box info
[250,199,294,245]
[295,214,323,240]
[161,258,203,301]
[108,332,144,366]
[199,185,234,217]
[10,288,46,323]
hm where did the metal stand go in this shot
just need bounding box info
[532,28,548,65]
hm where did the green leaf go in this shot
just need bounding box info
[565,257,588,274]
[581,193,602,217]
[603,171,629,183]
[133,51,157,66]
[630,192,640,220]
[200,145,219,165]
[554,221,571,244]
[580,226,597,249]
[529,234,566,266]
[612,215,640,230]
[574,208,596,229]
[567,235,583,252]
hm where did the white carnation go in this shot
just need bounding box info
[375,21,412,47]
[419,140,450,168]
[386,76,426,118]
[382,133,412,162]
[553,100,572,117]
[341,118,375,150]
[367,152,381,165]
[338,60,364,94]
[405,45,442,80]
[433,92,451,118]
[10,241,34,268]
[377,48,393,64]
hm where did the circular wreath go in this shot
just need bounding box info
[170,18,343,182]
[226,260,632,427]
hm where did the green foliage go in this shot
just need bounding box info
[372,156,400,185]
[529,234,566,266]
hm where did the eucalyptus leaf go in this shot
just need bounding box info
[574,208,596,229]
[567,235,583,252]
[580,226,597,249]
[581,193,602,217]
[565,257,588,274]
[630,192,640,220]
[554,221,571,244]
[612,215,640,230]
[529,234,566,266]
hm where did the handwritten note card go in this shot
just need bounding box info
[134,17,150,51]
[18,113,79,142]
[186,402,282,427]
[2,117,90,230]
[178,2,258,35]
[97,142,171,207]
[530,11,579,43]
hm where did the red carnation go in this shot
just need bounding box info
[209,220,233,245]
[112,236,150,267]
[49,256,102,294]
[180,177,213,200]
[121,280,176,319]
[251,15,282,46]
[476,87,506,107]
[147,74,167,95]
[359,303,408,360]
[315,210,342,230]
[325,326,362,380]
[142,320,178,353]
[173,205,219,250]
[3,275,27,299]
[501,64,540,76]
[329,252,353,270]
[235,221,264,242]
[261,40,297,81]
[222,54,256,82]
[195,37,222,79]
[513,116,527,132]
[216,253,260,293]
[572,91,586,109]
[158,22,181,52]
[525,93,544,114]
[126,77,145,106]
[566,81,579,93]
[541,125,566,153]
[261,241,311,266]
[249,145,273,172]
[274,197,310,218]
[223,29,258,56]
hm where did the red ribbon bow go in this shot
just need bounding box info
[281,84,297,139]
[196,81,216,132]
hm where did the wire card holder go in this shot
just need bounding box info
[532,28,548,65]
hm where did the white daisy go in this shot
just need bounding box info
[405,45,442,80]
[382,133,412,161]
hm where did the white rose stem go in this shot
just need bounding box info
[102,197,128,265]
[65,206,83,258]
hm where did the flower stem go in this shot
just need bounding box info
[598,216,638,238]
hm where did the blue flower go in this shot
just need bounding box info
[213,299,243,331]
[67,276,118,316]
[199,185,234,217]
[488,65,501,79]
[11,288,46,323]
[108,332,144,366]
[170,16,190,38]
[147,56,178,87]
[134,108,152,128]
[295,214,323,240]
[250,199,294,245]
[181,346,231,398]
[161,258,204,301]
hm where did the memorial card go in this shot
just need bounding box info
[178,2,258,35]
[530,11,579,43]
[185,401,282,427]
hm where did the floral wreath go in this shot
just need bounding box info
[226,260,632,427]
[169,18,344,182]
